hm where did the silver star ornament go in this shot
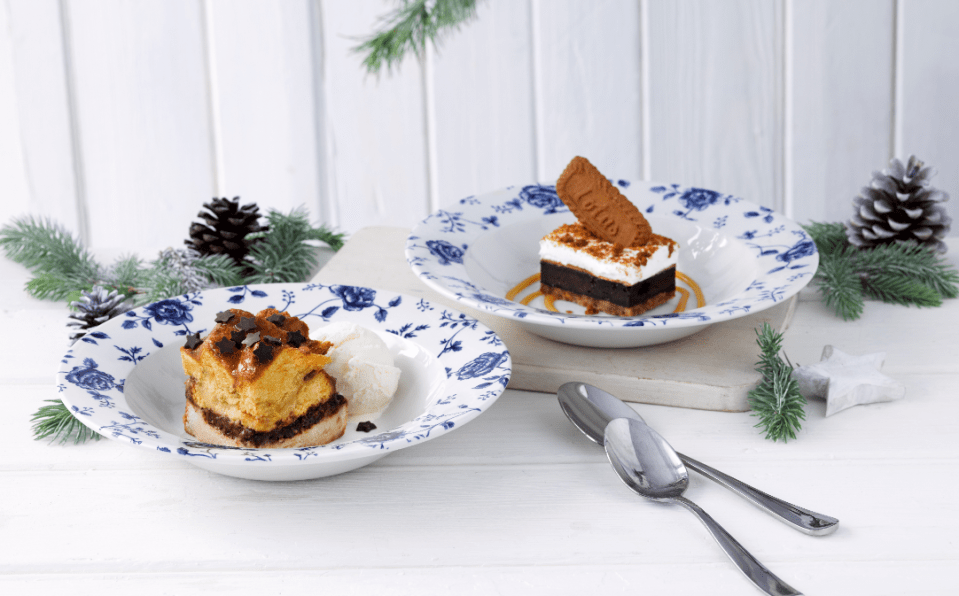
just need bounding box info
[792,346,905,417]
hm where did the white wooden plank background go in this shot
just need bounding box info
[205,0,327,220]
[431,0,536,203]
[898,0,959,214]
[3,0,957,249]
[647,0,784,210]
[2,0,81,236]
[534,0,644,184]
[321,0,430,232]
[63,0,217,250]
[789,0,896,225]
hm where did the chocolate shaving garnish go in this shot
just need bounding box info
[242,331,261,347]
[237,316,257,332]
[286,329,306,348]
[253,342,275,363]
[230,329,247,344]
[183,332,203,350]
[263,335,282,345]
[356,421,377,433]
[266,313,286,326]
[215,337,237,355]
[215,311,235,324]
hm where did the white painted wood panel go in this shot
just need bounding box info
[533,0,644,183]
[0,0,33,227]
[205,0,327,220]
[64,0,216,251]
[319,0,430,233]
[647,0,784,210]
[431,0,536,204]
[1,563,956,596]
[2,1,958,249]
[899,0,959,238]
[3,0,82,237]
[789,0,895,225]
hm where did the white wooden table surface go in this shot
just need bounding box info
[2,240,957,595]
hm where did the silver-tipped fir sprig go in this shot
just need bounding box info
[136,249,244,306]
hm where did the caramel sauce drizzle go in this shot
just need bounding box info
[675,271,705,308]
[674,287,690,312]
[508,272,705,315]
[505,273,541,301]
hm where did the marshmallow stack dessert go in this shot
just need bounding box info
[539,156,678,316]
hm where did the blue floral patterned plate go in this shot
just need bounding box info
[406,182,818,348]
[56,283,510,481]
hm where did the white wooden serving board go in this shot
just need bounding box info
[312,227,797,412]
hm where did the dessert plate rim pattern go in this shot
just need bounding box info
[56,283,511,480]
[405,180,818,348]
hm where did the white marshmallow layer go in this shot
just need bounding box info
[539,238,677,286]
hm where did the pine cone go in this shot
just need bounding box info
[68,286,129,343]
[184,197,268,267]
[847,155,951,253]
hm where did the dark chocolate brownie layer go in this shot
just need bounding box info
[540,262,676,308]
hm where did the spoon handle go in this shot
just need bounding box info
[677,452,839,536]
[672,496,803,596]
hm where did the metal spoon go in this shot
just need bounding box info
[558,382,838,536]
[605,417,803,596]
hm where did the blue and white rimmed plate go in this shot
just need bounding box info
[56,283,511,481]
[406,182,818,348]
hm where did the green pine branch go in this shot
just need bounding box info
[802,221,959,320]
[246,209,344,284]
[861,270,942,307]
[354,0,479,74]
[748,323,806,442]
[816,245,865,321]
[855,242,959,299]
[193,254,246,289]
[32,399,102,445]
[309,223,346,252]
[0,216,101,300]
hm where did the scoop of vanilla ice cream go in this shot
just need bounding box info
[315,322,401,416]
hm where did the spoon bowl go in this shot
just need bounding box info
[559,382,839,536]
[603,413,688,500]
[604,417,802,596]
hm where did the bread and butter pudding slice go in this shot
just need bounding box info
[180,307,346,448]
[539,156,678,316]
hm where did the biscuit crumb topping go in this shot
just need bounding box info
[546,222,676,268]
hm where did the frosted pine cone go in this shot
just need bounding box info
[847,155,951,253]
[67,286,129,343]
